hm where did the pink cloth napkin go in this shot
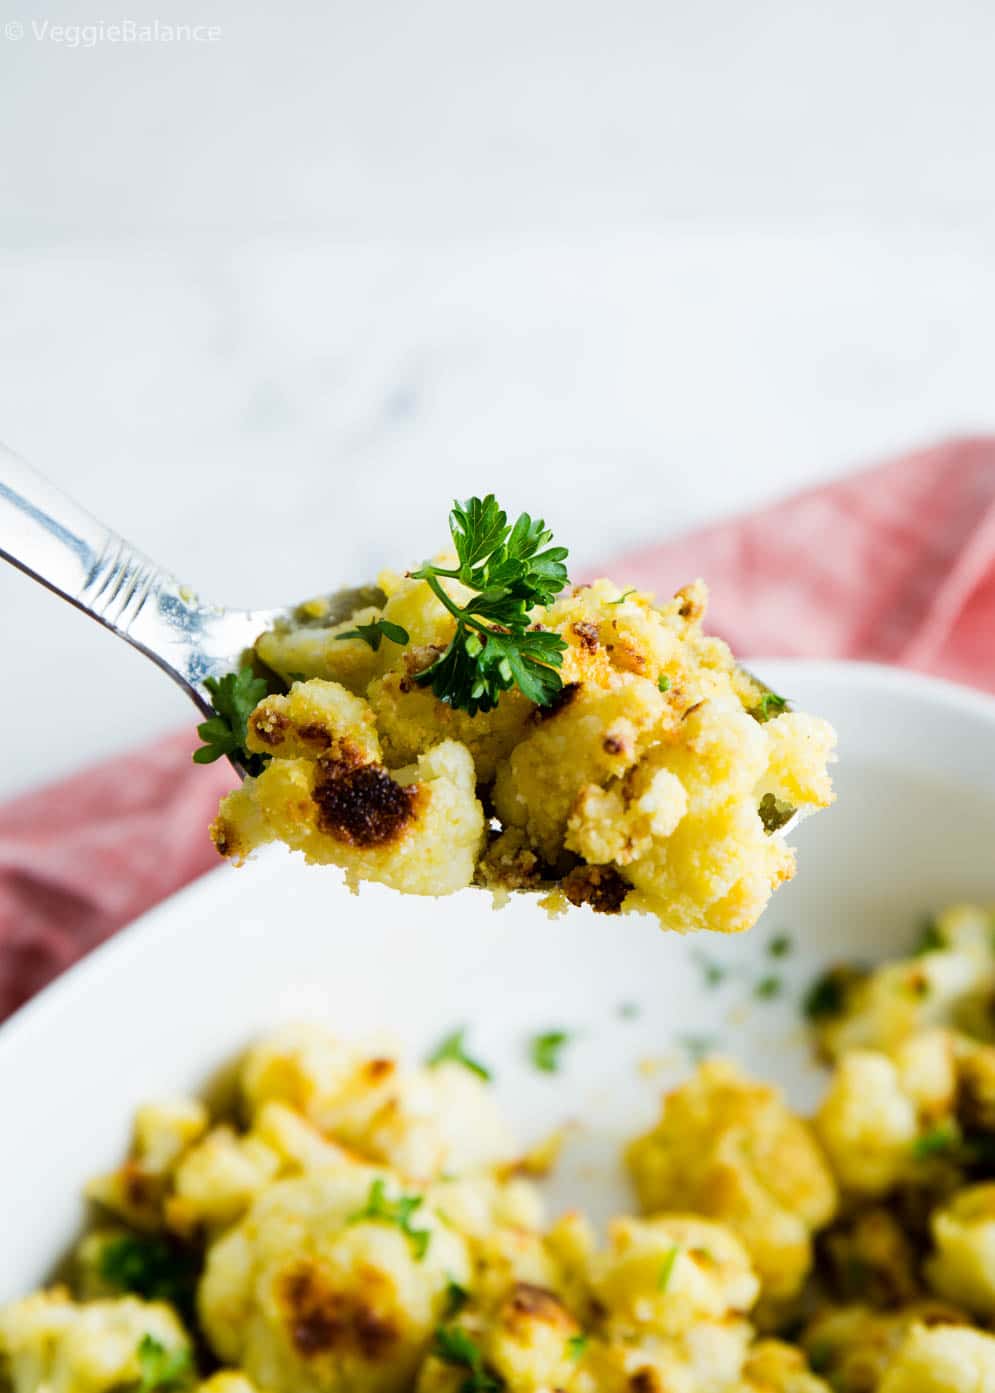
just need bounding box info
[2,436,994,1022]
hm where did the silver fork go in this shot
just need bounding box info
[0,443,369,778]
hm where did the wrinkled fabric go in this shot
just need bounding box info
[2,437,994,1021]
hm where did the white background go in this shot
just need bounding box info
[2,0,994,795]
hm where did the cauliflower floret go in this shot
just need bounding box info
[812,905,995,1061]
[0,1290,191,1393]
[212,695,484,897]
[591,1214,759,1338]
[879,1323,995,1393]
[200,1169,471,1393]
[926,1184,995,1318]
[626,1060,837,1302]
[85,1099,208,1230]
[242,1026,514,1183]
[800,1301,969,1393]
[814,1051,919,1196]
[166,1123,282,1235]
[741,1339,832,1393]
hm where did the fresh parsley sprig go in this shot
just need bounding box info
[428,1027,492,1081]
[349,1177,431,1260]
[193,665,268,770]
[433,1325,504,1392]
[410,495,570,715]
[133,1336,195,1393]
[99,1234,199,1322]
[337,618,410,651]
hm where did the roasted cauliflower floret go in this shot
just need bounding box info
[741,1339,832,1393]
[801,1302,970,1393]
[878,1323,995,1393]
[0,1289,192,1393]
[85,1099,208,1230]
[626,1060,837,1302]
[812,904,995,1061]
[240,1025,515,1182]
[814,1051,920,1197]
[926,1183,995,1318]
[212,689,485,897]
[199,1169,471,1393]
[591,1214,759,1338]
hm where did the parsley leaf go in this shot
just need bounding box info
[751,689,789,722]
[803,967,856,1021]
[566,1333,589,1360]
[349,1177,431,1260]
[427,1028,492,1081]
[913,1123,961,1160]
[657,674,671,692]
[608,588,636,606]
[336,618,410,651]
[754,974,783,1000]
[530,1030,571,1073]
[768,932,792,958]
[193,665,268,769]
[433,1325,504,1391]
[759,792,796,834]
[658,1245,681,1291]
[915,918,946,955]
[410,495,569,715]
[134,1336,194,1393]
[445,1277,471,1317]
[98,1234,199,1321]
[679,1034,715,1064]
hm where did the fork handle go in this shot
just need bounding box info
[0,441,176,638]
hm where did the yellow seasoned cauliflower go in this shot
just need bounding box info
[0,1290,192,1393]
[800,1302,970,1393]
[208,536,835,938]
[241,1025,515,1182]
[878,1323,995,1393]
[926,1184,995,1318]
[811,904,995,1061]
[199,1169,471,1393]
[741,1339,832,1393]
[626,1060,837,1302]
[85,1098,208,1230]
[813,1050,919,1197]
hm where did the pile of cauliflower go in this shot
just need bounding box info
[7,901,995,1393]
[211,567,835,934]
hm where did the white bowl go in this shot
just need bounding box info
[2,659,995,1300]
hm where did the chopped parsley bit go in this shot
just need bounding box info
[410,495,569,716]
[915,919,946,955]
[444,1277,471,1317]
[566,1333,589,1361]
[913,1124,961,1160]
[657,674,671,692]
[679,1034,716,1065]
[618,1001,641,1020]
[134,1336,194,1393]
[758,792,796,834]
[530,1030,572,1074]
[193,665,268,770]
[433,1325,504,1391]
[754,974,783,1000]
[427,1028,492,1082]
[657,1245,681,1291]
[803,968,851,1021]
[751,689,789,722]
[349,1177,431,1260]
[98,1234,199,1321]
[608,588,637,606]
[768,932,792,958]
[692,949,726,988]
[336,618,410,651]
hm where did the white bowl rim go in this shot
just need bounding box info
[1,656,993,1065]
